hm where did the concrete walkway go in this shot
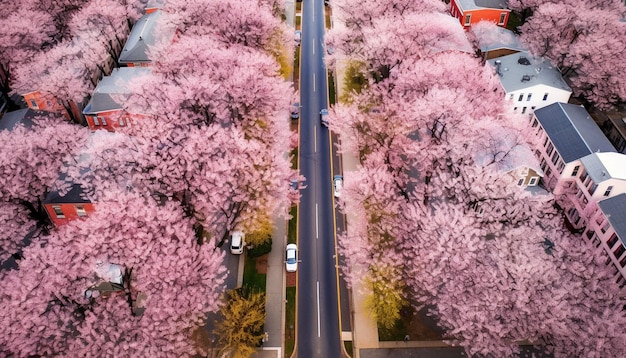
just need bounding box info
[251,217,286,358]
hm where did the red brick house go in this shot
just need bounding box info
[450,0,511,30]
[83,67,151,131]
[43,184,95,227]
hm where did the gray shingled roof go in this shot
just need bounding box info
[0,108,34,131]
[598,193,626,246]
[487,51,571,93]
[119,10,163,65]
[43,184,90,204]
[580,152,626,184]
[457,0,508,11]
[474,26,525,53]
[535,103,616,163]
[83,67,150,115]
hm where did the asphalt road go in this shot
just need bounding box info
[296,0,342,357]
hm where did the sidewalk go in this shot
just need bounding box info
[334,49,380,358]
[251,217,286,358]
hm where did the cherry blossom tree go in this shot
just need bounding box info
[519,1,626,109]
[329,1,626,356]
[0,7,55,103]
[0,114,88,262]
[0,191,227,357]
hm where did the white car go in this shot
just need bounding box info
[295,31,301,46]
[230,231,245,254]
[285,243,298,272]
[320,108,329,127]
[333,175,343,198]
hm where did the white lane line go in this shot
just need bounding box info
[314,126,317,152]
[313,38,315,55]
[317,281,321,338]
[313,73,316,92]
[315,204,319,239]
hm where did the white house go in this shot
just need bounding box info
[488,51,572,114]
[531,103,626,229]
[119,10,174,67]
[583,193,626,288]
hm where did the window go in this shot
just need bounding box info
[119,117,126,127]
[508,94,514,100]
[604,186,613,197]
[52,205,65,218]
[589,183,598,195]
[526,93,532,101]
[464,14,471,26]
[614,245,625,260]
[551,151,560,165]
[546,142,554,156]
[580,170,588,183]
[522,107,527,114]
[542,93,549,101]
[498,12,507,25]
[518,94,524,101]
[513,107,518,111]
[540,158,548,172]
[99,116,107,126]
[572,165,580,177]
[517,178,524,186]
[29,99,39,109]
[76,205,87,217]
[620,255,626,268]
[529,177,538,186]
[557,160,565,173]
[93,116,100,126]
[532,118,539,128]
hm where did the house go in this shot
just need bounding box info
[500,145,544,188]
[488,52,572,114]
[0,108,35,131]
[449,0,511,30]
[532,103,616,192]
[119,10,173,67]
[474,136,544,188]
[583,193,626,288]
[83,67,151,131]
[530,103,626,230]
[472,25,525,61]
[561,152,626,230]
[43,183,95,227]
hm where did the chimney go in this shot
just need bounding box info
[495,60,502,76]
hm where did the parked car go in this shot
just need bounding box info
[295,30,301,45]
[230,231,245,254]
[290,102,300,120]
[320,108,329,127]
[333,175,343,198]
[285,243,298,272]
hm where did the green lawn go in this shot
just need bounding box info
[284,287,296,357]
[242,257,266,292]
[328,73,336,106]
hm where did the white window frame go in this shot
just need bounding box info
[498,12,507,25]
[464,14,471,26]
[52,205,65,218]
[528,177,539,186]
[76,205,87,217]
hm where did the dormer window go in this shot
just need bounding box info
[604,186,613,197]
